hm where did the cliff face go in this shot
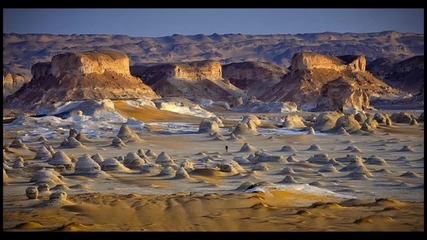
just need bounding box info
[51,50,130,77]
[131,60,244,102]
[5,50,159,110]
[261,52,397,111]
[291,52,366,72]
[3,73,29,98]
[171,60,222,80]
[222,61,287,97]
[31,62,52,80]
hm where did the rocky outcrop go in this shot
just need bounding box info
[3,73,29,98]
[132,60,222,83]
[31,62,52,80]
[261,52,397,111]
[290,52,366,72]
[314,111,344,131]
[5,50,159,110]
[314,78,372,113]
[51,50,131,77]
[131,60,244,101]
[337,55,367,72]
[222,61,287,97]
[198,119,220,134]
[171,60,222,80]
[390,112,418,124]
[282,115,306,129]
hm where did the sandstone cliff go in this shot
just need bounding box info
[171,60,222,80]
[260,52,397,111]
[51,50,131,77]
[3,73,29,98]
[222,61,287,97]
[290,52,366,72]
[131,60,244,102]
[5,50,159,110]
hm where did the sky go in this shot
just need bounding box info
[3,9,424,37]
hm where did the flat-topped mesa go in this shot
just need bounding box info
[5,50,159,110]
[291,52,366,72]
[168,60,222,80]
[131,60,244,102]
[51,50,130,77]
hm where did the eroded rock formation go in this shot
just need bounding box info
[5,50,159,110]
[3,73,29,98]
[314,78,372,113]
[131,60,244,101]
[291,52,366,72]
[261,52,397,111]
[51,50,131,77]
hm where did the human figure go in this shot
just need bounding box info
[225,145,229,153]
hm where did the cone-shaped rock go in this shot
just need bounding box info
[111,137,126,148]
[30,168,63,185]
[117,124,141,142]
[145,149,158,158]
[280,145,297,152]
[307,127,316,135]
[306,144,322,151]
[75,154,101,174]
[101,158,128,171]
[155,152,176,166]
[239,142,257,152]
[198,119,220,134]
[123,152,146,169]
[48,151,73,170]
[76,132,91,142]
[34,146,52,160]
[280,175,298,184]
[174,167,190,179]
[9,138,28,149]
[91,153,105,164]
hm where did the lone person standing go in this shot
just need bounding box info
[225,145,229,153]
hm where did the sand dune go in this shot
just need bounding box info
[4,191,423,231]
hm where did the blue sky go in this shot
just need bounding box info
[3,9,424,37]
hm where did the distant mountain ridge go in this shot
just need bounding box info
[3,31,424,81]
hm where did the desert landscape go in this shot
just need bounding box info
[3,30,424,232]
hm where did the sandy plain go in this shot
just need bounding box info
[2,101,424,231]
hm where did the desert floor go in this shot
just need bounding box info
[3,102,424,231]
